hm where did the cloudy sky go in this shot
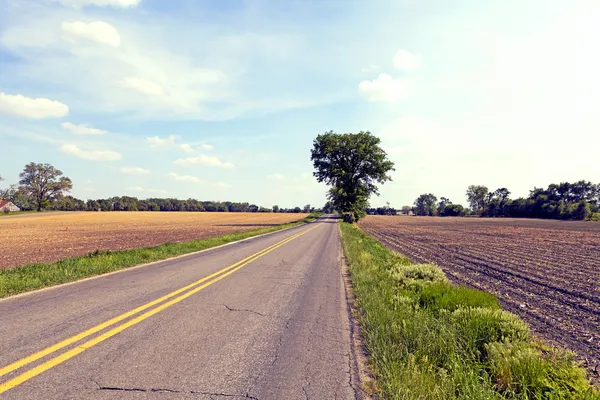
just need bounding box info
[1,0,599,208]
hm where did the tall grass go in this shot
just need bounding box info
[0,218,314,299]
[340,223,598,399]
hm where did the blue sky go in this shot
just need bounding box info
[1,0,599,209]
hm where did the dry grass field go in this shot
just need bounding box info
[359,215,600,382]
[0,212,308,269]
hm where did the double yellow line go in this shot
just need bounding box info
[0,224,320,395]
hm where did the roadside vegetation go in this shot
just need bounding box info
[0,215,320,299]
[340,222,598,399]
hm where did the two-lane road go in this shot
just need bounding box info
[0,216,359,399]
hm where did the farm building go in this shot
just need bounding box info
[0,200,20,213]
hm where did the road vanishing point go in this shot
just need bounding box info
[0,216,361,399]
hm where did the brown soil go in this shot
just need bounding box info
[0,212,308,269]
[359,216,600,383]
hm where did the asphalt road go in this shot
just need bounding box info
[0,216,359,399]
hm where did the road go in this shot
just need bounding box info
[0,216,360,399]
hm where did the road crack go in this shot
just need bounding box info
[224,304,266,317]
[97,386,258,399]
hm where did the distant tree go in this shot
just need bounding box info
[440,204,466,216]
[19,163,73,212]
[248,204,259,212]
[466,185,489,215]
[437,197,451,214]
[0,184,35,210]
[414,193,437,216]
[573,200,592,220]
[303,204,311,213]
[311,131,394,222]
[401,205,411,214]
[322,201,335,214]
[272,205,280,213]
[292,206,302,213]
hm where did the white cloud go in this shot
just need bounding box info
[61,122,108,135]
[214,182,231,189]
[147,135,177,147]
[59,143,122,161]
[173,155,234,168]
[120,166,150,174]
[267,173,284,181]
[61,21,121,47]
[59,0,141,8]
[361,64,380,73]
[0,92,69,119]
[358,74,411,102]
[167,172,202,183]
[392,50,422,71]
[200,144,214,151]
[126,186,167,194]
[121,77,164,96]
[179,144,194,153]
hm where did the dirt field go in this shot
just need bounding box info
[0,212,308,269]
[359,216,600,382]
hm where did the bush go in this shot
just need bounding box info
[3,208,9,215]
[589,212,600,222]
[451,307,530,358]
[418,283,499,313]
[388,263,449,290]
[486,341,595,398]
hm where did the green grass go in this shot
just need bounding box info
[0,210,38,217]
[303,211,323,223]
[0,217,317,299]
[340,222,598,400]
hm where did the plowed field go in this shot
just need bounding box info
[359,216,600,382]
[0,212,308,269]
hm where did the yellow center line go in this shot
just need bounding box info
[0,224,320,394]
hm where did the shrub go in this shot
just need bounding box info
[418,283,499,312]
[3,208,9,215]
[452,307,530,358]
[486,341,596,398]
[589,212,600,222]
[388,263,449,290]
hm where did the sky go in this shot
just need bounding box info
[1,0,599,209]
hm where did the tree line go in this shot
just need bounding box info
[0,162,313,214]
[413,181,600,221]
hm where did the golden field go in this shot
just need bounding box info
[0,212,308,268]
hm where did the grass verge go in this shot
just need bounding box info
[0,215,320,299]
[340,222,598,399]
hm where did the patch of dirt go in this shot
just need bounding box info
[359,216,600,385]
[0,212,308,269]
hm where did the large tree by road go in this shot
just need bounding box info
[311,131,394,222]
[19,163,73,211]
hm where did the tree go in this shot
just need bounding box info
[322,201,335,214]
[18,163,73,212]
[437,197,451,214]
[414,193,437,216]
[272,205,280,213]
[466,185,489,215]
[441,204,466,216]
[311,131,395,222]
[303,204,311,213]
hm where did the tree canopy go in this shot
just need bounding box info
[414,193,437,216]
[311,131,394,222]
[18,163,73,212]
